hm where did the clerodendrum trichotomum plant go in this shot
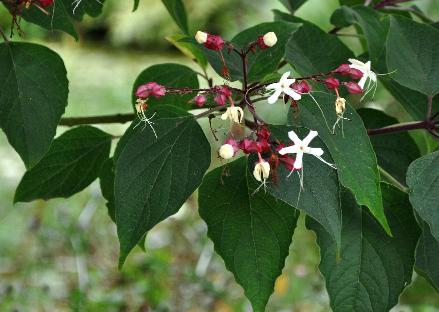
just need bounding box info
[1,0,439,311]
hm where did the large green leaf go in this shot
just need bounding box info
[279,0,308,13]
[21,2,78,39]
[193,22,299,82]
[416,221,439,292]
[331,6,388,64]
[407,150,439,243]
[132,63,199,110]
[99,158,116,222]
[308,183,420,312]
[387,16,439,96]
[115,107,210,266]
[0,42,69,168]
[358,108,420,184]
[291,93,390,234]
[162,0,189,34]
[15,126,112,203]
[21,0,105,38]
[285,22,354,76]
[265,126,342,249]
[166,34,208,69]
[199,157,299,312]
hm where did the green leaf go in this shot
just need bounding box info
[15,126,112,203]
[21,2,78,40]
[279,0,308,13]
[387,16,439,96]
[166,34,208,69]
[307,183,420,312]
[358,108,420,184]
[193,22,299,82]
[407,150,439,243]
[132,63,199,110]
[416,221,439,292]
[265,126,342,249]
[162,0,189,34]
[115,107,211,266]
[290,93,391,234]
[331,6,388,64]
[62,0,106,20]
[285,22,354,76]
[0,42,69,168]
[133,0,140,11]
[199,157,299,312]
[99,158,116,222]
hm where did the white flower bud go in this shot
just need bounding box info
[218,144,235,160]
[195,31,208,44]
[335,97,346,115]
[263,32,277,47]
[221,106,244,123]
[253,161,270,182]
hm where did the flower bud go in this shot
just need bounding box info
[214,86,232,106]
[218,144,235,160]
[40,0,54,6]
[343,81,363,94]
[253,160,270,182]
[193,95,207,107]
[205,35,225,51]
[136,82,166,99]
[291,81,311,94]
[221,106,244,123]
[258,32,277,49]
[240,138,258,154]
[195,31,208,44]
[325,77,340,90]
[334,64,351,75]
[335,97,346,115]
[349,68,364,80]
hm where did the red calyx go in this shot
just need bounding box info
[334,64,351,75]
[343,81,363,94]
[349,68,364,80]
[292,81,311,94]
[325,77,340,90]
[37,0,54,7]
[257,36,269,50]
[214,86,232,106]
[205,35,225,51]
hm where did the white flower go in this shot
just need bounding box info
[263,32,277,47]
[253,160,270,182]
[266,71,302,104]
[221,106,244,123]
[278,130,336,170]
[195,31,208,44]
[348,58,377,89]
[218,144,235,160]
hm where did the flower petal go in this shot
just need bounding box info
[278,145,299,155]
[266,82,280,90]
[308,147,324,157]
[302,130,318,146]
[280,71,291,83]
[294,151,304,169]
[349,58,366,67]
[287,130,302,145]
[268,89,282,104]
[284,88,302,101]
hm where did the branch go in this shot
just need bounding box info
[367,120,432,136]
[0,25,9,42]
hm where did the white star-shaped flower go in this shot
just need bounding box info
[278,130,336,170]
[348,59,377,89]
[266,71,302,104]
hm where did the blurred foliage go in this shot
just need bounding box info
[1,0,439,311]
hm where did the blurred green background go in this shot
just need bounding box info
[1,0,439,311]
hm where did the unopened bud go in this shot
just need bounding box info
[334,64,351,75]
[136,82,166,99]
[325,77,340,90]
[195,31,208,44]
[349,68,364,80]
[343,81,363,94]
[258,32,277,49]
[193,95,207,107]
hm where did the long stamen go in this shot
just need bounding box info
[308,93,331,132]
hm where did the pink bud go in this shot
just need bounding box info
[240,138,259,154]
[205,34,225,51]
[214,86,232,106]
[334,64,351,75]
[349,68,364,80]
[193,95,207,107]
[343,81,363,94]
[325,77,340,90]
[292,81,311,94]
[136,82,166,99]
